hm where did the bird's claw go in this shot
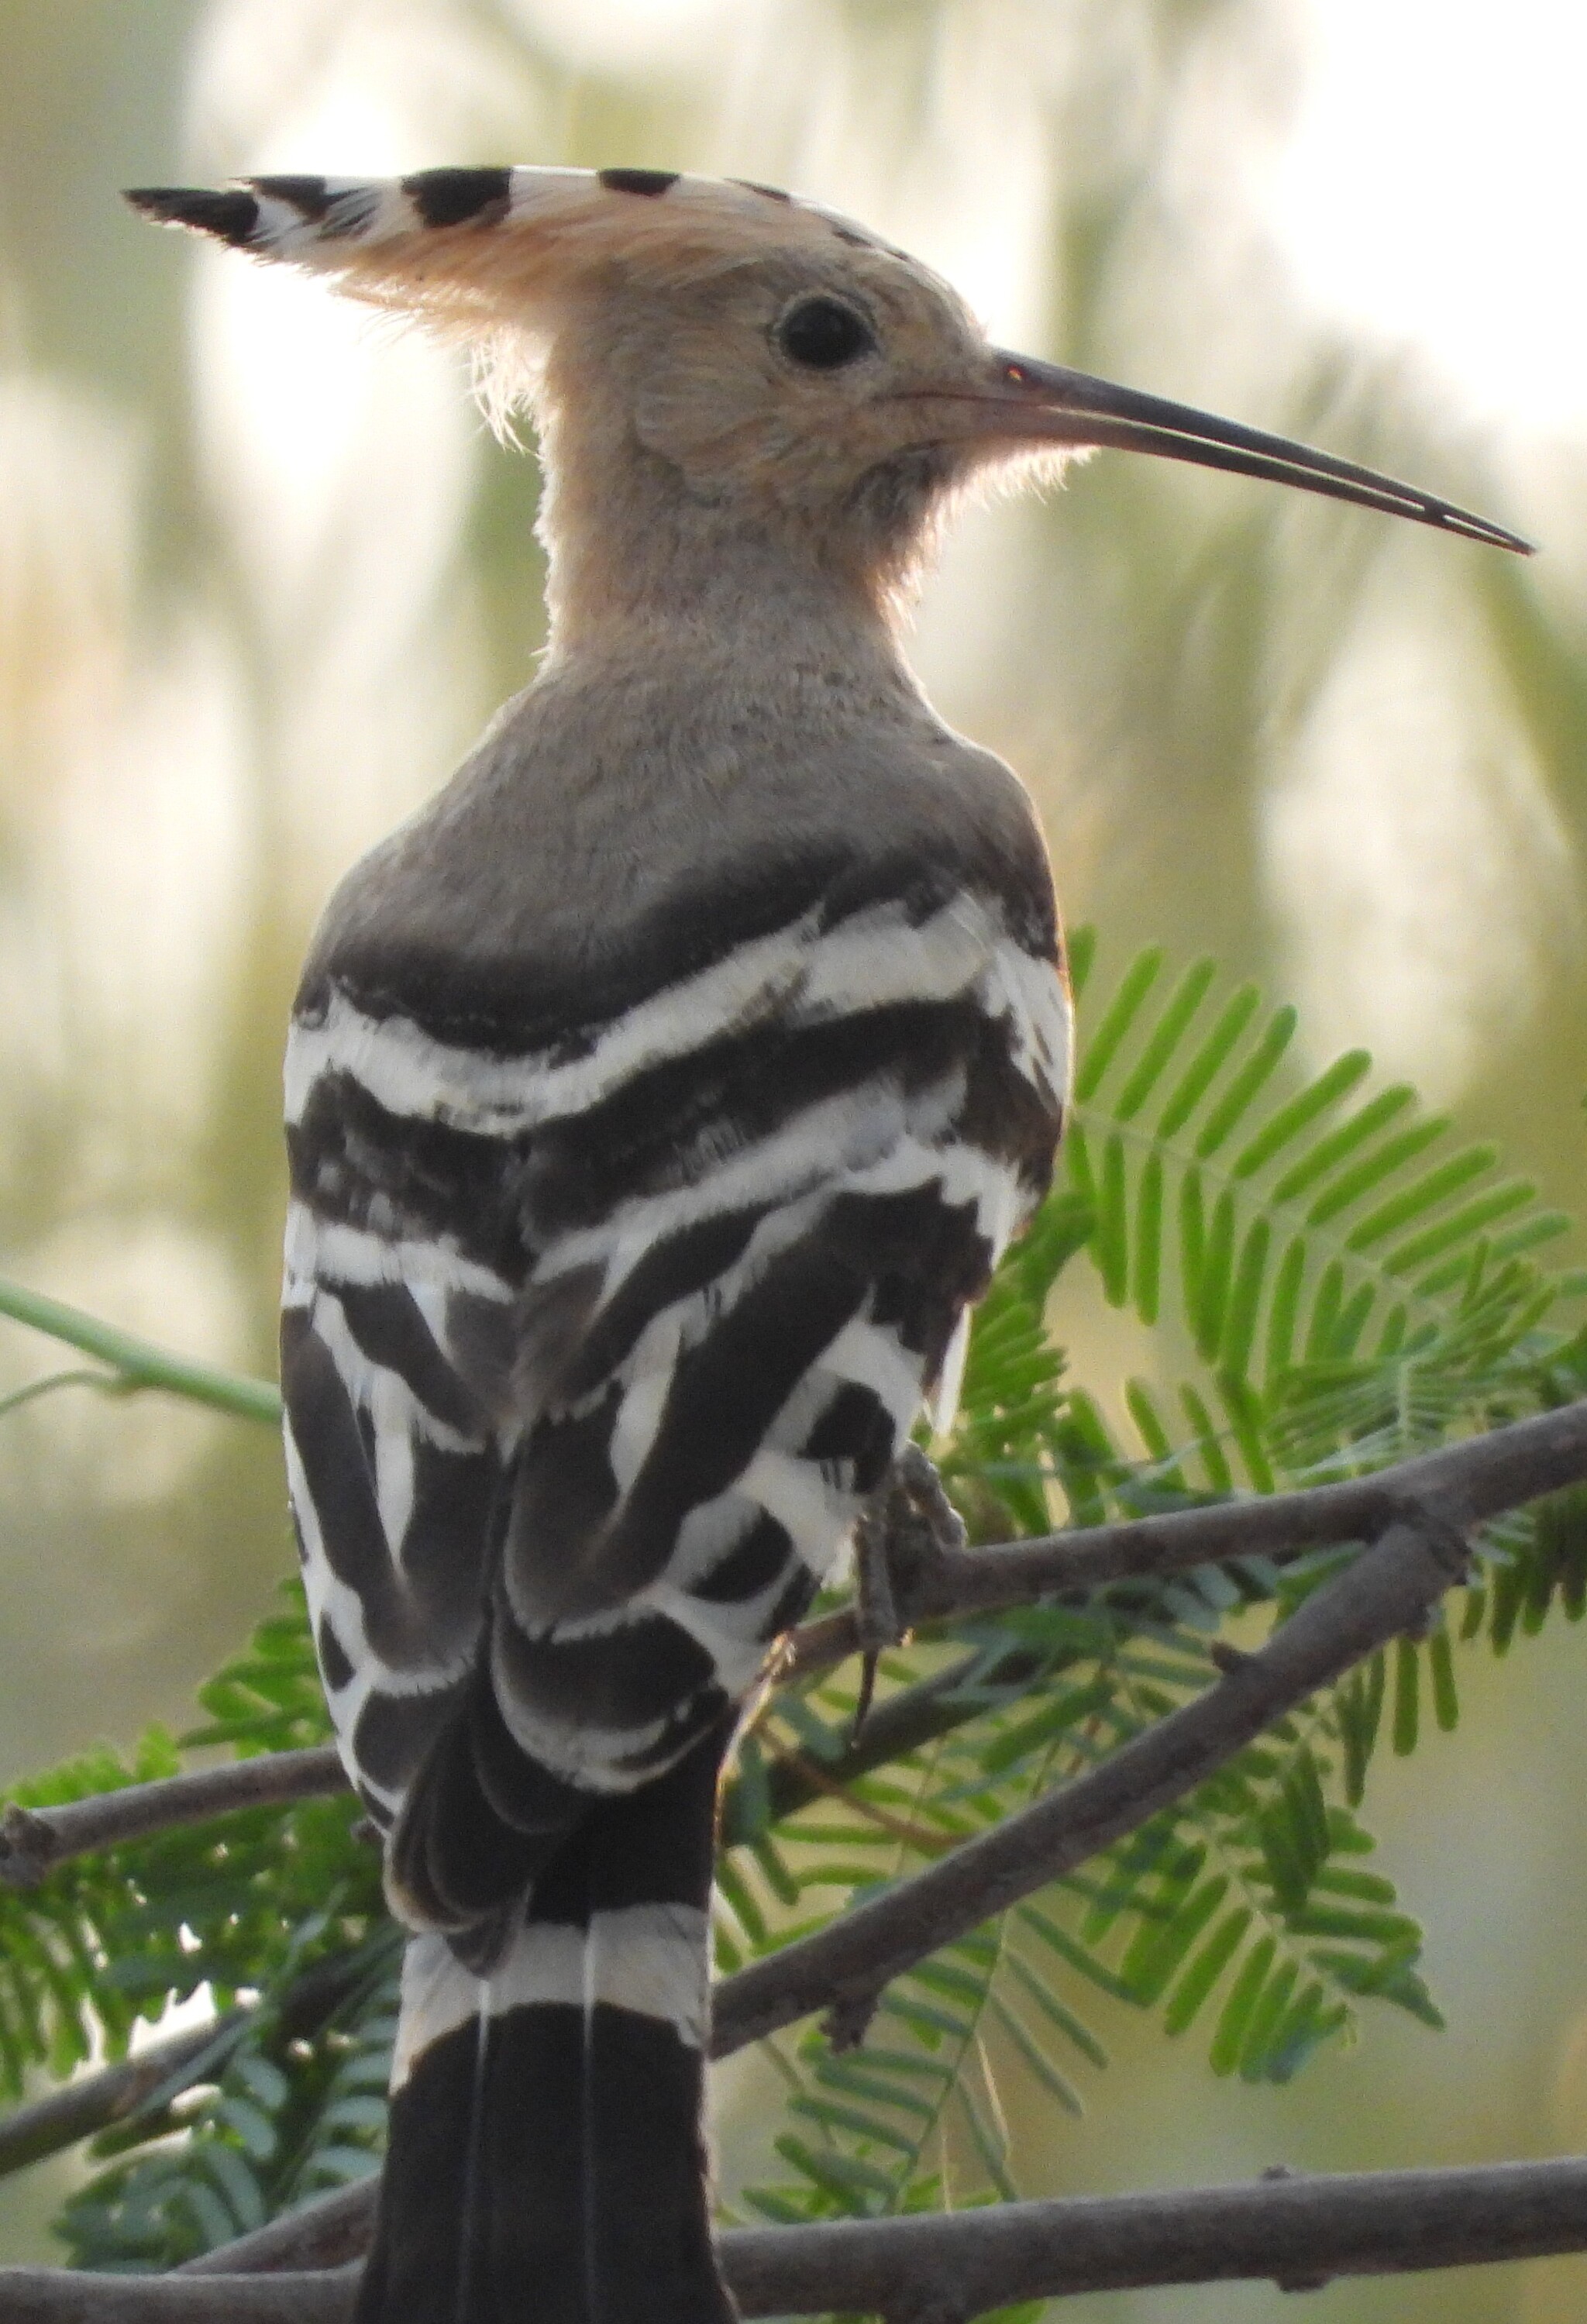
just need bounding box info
[849,1446,966,1743]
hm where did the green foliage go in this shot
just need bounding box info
[1,935,1583,2298]
[57,1929,400,2270]
[0,1584,384,2267]
[1065,942,1571,1468]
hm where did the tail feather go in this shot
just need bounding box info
[386,1666,589,1941]
[356,1722,737,2323]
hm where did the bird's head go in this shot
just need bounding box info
[127,166,1528,643]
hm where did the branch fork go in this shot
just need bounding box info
[818,1985,880,2055]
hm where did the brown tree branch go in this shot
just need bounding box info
[0,2014,249,2181]
[8,1402,1584,1890]
[8,2156,1587,2316]
[713,1504,1474,2051]
[0,1750,348,1890]
[723,2156,1587,2314]
[785,1396,1587,1674]
[0,2269,358,2319]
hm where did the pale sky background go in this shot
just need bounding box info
[1275,0,1587,437]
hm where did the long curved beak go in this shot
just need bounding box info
[974,351,1532,553]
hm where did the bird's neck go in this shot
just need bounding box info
[536,442,911,683]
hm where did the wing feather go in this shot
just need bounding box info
[281,876,1069,1936]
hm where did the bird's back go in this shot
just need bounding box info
[298,646,1059,1048]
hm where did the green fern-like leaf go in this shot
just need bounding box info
[1068,937,1575,1481]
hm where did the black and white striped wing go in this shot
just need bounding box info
[281,880,1069,1940]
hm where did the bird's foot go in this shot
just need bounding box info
[850,1444,968,1739]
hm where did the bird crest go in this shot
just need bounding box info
[125,167,917,331]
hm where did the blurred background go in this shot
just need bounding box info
[1,0,1585,2312]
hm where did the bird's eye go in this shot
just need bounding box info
[776,296,876,371]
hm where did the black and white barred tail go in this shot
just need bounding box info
[360,1719,735,2324]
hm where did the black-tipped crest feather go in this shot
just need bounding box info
[124,184,260,245]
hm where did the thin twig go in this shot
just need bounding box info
[0,2012,249,2179]
[784,1397,1587,1674]
[0,1273,281,1427]
[0,1370,127,1424]
[711,1505,1475,2052]
[0,1639,976,1888]
[10,2154,1587,2315]
[0,1748,349,1889]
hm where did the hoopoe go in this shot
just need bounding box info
[127,164,1527,2324]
